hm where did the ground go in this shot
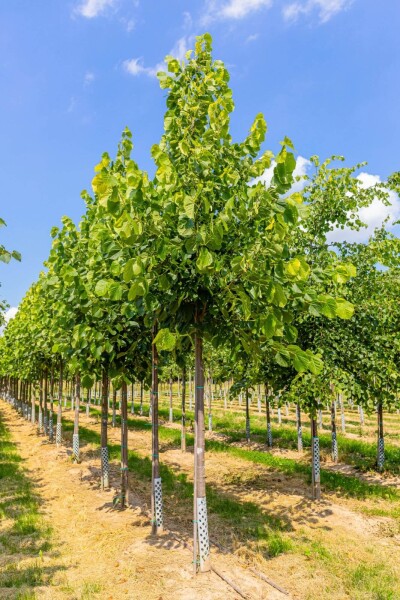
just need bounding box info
[1,397,400,600]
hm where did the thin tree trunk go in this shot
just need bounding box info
[311,417,321,500]
[56,363,63,446]
[331,401,338,463]
[245,388,250,443]
[120,380,129,509]
[194,330,210,572]
[43,370,49,435]
[101,369,110,489]
[38,377,43,434]
[296,402,303,452]
[73,375,80,462]
[377,401,385,471]
[208,376,212,432]
[265,384,272,448]
[140,381,143,416]
[169,377,173,422]
[181,366,186,452]
[49,368,54,441]
[151,327,163,534]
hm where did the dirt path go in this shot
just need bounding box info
[1,401,288,600]
[85,412,400,600]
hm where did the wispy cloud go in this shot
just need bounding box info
[84,71,95,85]
[123,35,192,79]
[283,0,353,24]
[246,33,260,42]
[74,0,116,18]
[203,0,273,23]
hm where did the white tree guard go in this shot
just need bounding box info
[101,446,110,489]
[297,426,303,452]
[72,433,80,461]
[56,422,62,446]
[332,432,338,462]
[378,437,385,469]
[154,477,164,528]
[267,423,272,447]
[313,437,320,483]
[197,497,210,570]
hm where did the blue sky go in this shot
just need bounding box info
[1,0,399,313]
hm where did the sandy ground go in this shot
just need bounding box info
[0,401,288,600]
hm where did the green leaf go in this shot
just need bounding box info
[153,328,177,351]
[196,248,213,273]
[94,280,109,297]
[183,196,195,219]
[128,279,147,301]
[335,298,354,319]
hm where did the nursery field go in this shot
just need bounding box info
[2,388,400,600]
[1,31,400,600]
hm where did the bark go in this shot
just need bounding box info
[73,375,80,462]
[377,401,385,471]
[194,329,210,572]
[101,369,109,489]
[120,380,129,508]
[296,402,303,452]
[311,417,321,500]
[181,366,187,452]
[245,388,250,443]
[151,327,163,534]
[331,401,338,463]
[265,384,272,448]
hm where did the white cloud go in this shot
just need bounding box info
[74,0,115,18]
[84,71,95,85]
[254,155,311,192]
[204,0,273,22]
[283,0,353,23]
[327,172,400,243]
[5,306,17,322]
[246,33,260,42]
[123,36,192,79]
[1,306,18,332]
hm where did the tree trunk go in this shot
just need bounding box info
[311,417,321,500]
[120,380,129,509]
[73,375,80,462]
[101,369,110,490]
[140,381,143,416]
[169,377,173,423]
[377,401,385,471]
[296,402,303,452]
[38,378,44,434]
[331,401,338,463]
[245,388,250,443]
[181,367,187,452]
[193,331,210,573]
[43,370,49,435]
[265,384,272,448]
[151,328,163,534]
[56,363,63,446]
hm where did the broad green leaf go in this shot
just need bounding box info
[153,328,177,351]
[196,248,213,273]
